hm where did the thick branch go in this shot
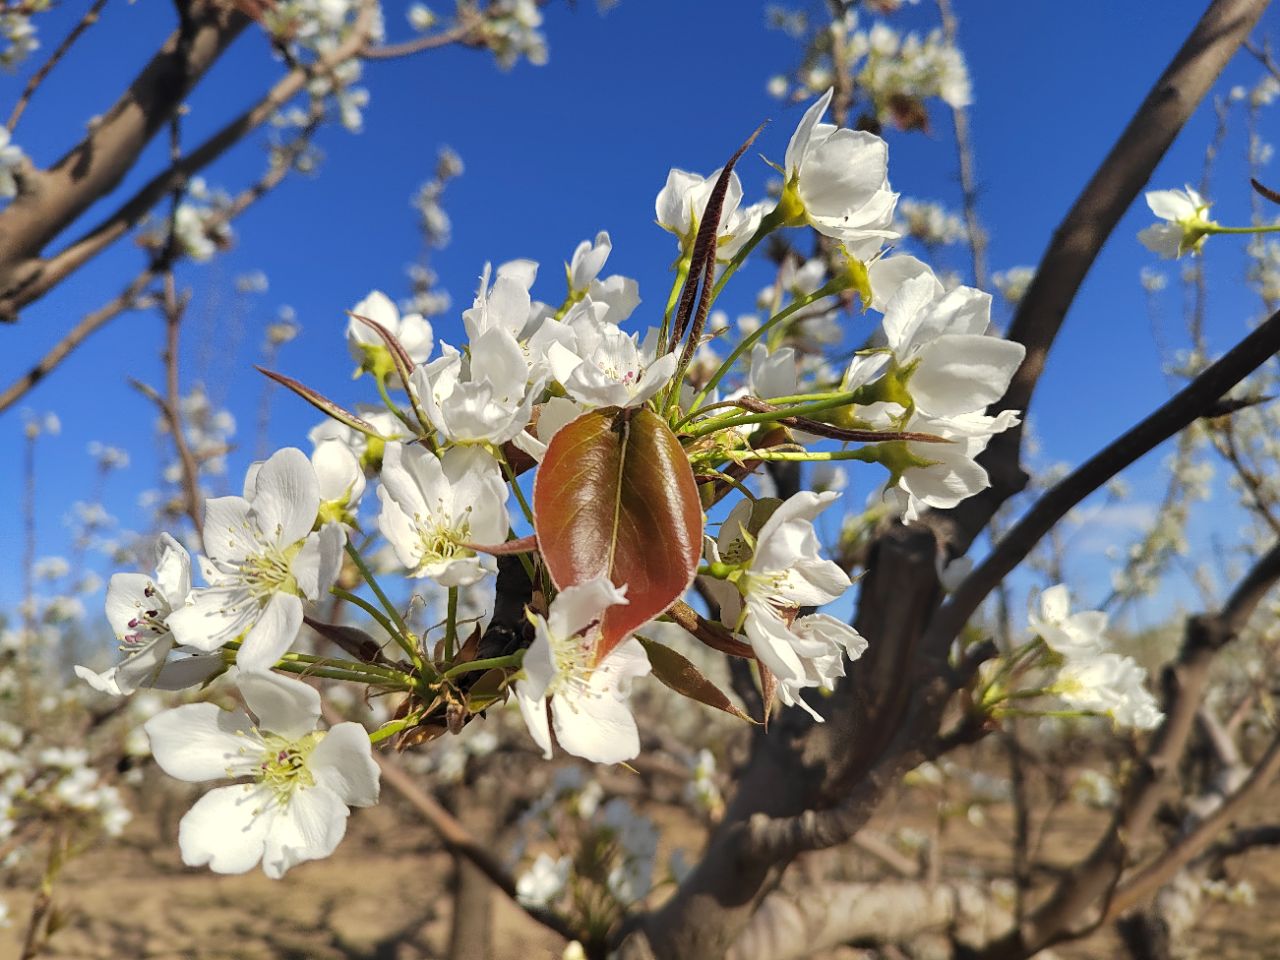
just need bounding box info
[950,0,1269,540]
[0,1,248,281]
[928,306,1280,654]
[0,3,375,321]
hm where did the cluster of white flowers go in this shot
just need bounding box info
[894,197,967,246]
[83,90,1034,877]
[481,0,549,70]
[0,7,38,70]
[513,780,663,917]
[992,265,1036,306]
[1029,585,1162,730]
[0,725,133,862]
[139,178,234,263]
[413,146,464,248]
[266,0,379,132]
[769,10,971,124]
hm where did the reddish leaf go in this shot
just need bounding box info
[534,406,702,659]
[638,637,754,722]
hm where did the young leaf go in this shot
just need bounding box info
[638,637,754,723]
[533,406,702,659]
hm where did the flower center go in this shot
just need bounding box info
[255,730,322,803]
[547,632,595,701]
[241,545,301,601]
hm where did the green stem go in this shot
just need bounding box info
[374,372,418,434]
[1207,222,1280,235]
[272,659,412,688]
[369,715,417,744]
[658,255,691,349]
[686,277,848,417]
[691,446,882,465]
[684,390,860,438]
[331,587,401,646]
[280,649,409,684]
[444,586,459,662]
[343,542,421,668]
[440,651,524,680]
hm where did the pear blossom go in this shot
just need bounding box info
[1138,187,1216,259]
[747,343,798,399]
[781,88,899,255]
[309,406,408,466]
[1053,652,1162,730]
[75,534,222,696]
[512,395,586,463]
[167,448,344,672]
[880,274,1025,419]
[655,167,766,260]
[346,289,433,379]
[376,443,508,587]
[312,440,366,525]
[514,578,652,764]
[1029,584,1107,659]
[144,670,380,878]
[702,493,867,718]
[882,407,1022,523]
[568,231,613,296]
[547,309,677,409]
[461,259,546,342]
[516,852,571,907]
[413,328,544,444]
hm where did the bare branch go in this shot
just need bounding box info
[0,1,249,287]
[951,0,1269,540]
[6,0,111,133]
[927,305,1280,656]
[0,3,373,320]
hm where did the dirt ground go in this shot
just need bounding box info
[3,770,1278,960]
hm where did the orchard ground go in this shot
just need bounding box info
[3,756,1275,960]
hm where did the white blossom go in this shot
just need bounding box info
[376,443,508,587]
[515,578,652,764]
[168,449,344,671]
[144,670,380,878]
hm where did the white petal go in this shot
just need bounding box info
[911,335,1025,418]
[145,702,256,782]
[179,783,273,875]
[238,669,320,738]
[311,722,380,807]
[235,592,303,672]
[261,785,350,878]
[251,448,320,547]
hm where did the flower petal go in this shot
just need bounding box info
[179,783,273,875]
[311,722,380,807]
[145,702,256,782]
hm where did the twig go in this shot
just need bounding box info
[928,305,1280,654]
[0,0,374,319]
[950,0,1269,543]
[0,106,319,415]
[6,0,111,132]
[935,0,988,291]
[361,10,482,59]
[0,269,156,414]
[1105,731,1280,919]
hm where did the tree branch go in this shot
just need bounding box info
[950,0,1269,541]
[0,1,376,321]
[927,305,1280,656]
[0,0,248,291]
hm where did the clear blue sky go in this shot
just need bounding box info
[2,1,1275,623]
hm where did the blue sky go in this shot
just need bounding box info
[2,1,1277,626]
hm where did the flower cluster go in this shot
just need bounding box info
[980,585,1162,731]
[85,90,1033,878]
